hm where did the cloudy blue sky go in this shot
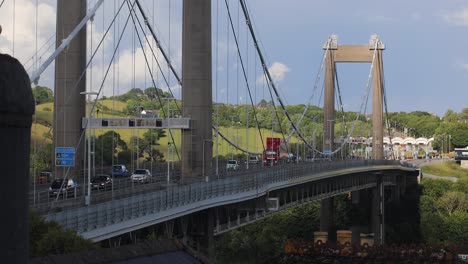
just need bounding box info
[0,0,467,117]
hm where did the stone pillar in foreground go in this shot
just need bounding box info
[0,53,35,263]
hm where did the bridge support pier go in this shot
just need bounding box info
[350,190,370,245]
[371,172,385,246]
[164,220,175,238]
[320,198,336,242]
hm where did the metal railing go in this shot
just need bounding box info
[45,160,414,240]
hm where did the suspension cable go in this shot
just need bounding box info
[327,38,380,156]
[31,0,130,173]
[334,63,349,147]
[381,51,394,159]
[239,0,316,153]
[224,0,265,152]
[133,0,180,85]
[125,0,181,160]
[286,43,330,141]
[132,0,256,155]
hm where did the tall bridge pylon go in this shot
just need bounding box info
[54,0,87,178]
[181,0,213,180]
[322,35,385,160]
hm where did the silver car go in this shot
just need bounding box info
[130,169,152,183]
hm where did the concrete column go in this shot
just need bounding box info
[181,0,212,179]
[0,54,35,264]
[372,50,384,160]
[321,59,336,247]
[350,189,371,245]
[320,197,335,242]
[371,172,384,245]
[54,0,87,178]
[323,50,335,153]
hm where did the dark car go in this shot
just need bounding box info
[111,164,128,178]
[91,175,112,190]
[49,178,77,198]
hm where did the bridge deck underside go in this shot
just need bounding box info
[213,171,401,235]
[45,160,416,242]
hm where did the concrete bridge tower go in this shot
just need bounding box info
[181,0,213,180]
[54,0,87,178]
[321,35,385,243]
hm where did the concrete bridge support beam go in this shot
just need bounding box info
[320,198,336,242]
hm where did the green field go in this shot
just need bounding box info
[421,161,468,178]
[91,127,298,159]
[32,100,304,159]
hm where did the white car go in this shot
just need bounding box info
[130,169,152,183]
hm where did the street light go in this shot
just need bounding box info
[165,97,176,184]
[229,115,237,160]
[203,139,213,182]
[327,119,334,157]
[80,91,98,206]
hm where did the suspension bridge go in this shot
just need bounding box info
[2,0,419,258]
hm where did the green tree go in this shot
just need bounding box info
[144,87,171,99]
[94,131,128,166]
[442,109,458,123]
[139,130,167,161]
[32,86,54,104]
[30,143,53,173]
[436,191,468,216]
[29,211,96,257]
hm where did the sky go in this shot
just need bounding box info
[0,0,467,117]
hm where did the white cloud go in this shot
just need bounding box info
[256,62,290,84]
[88,33,182,100]
[463,64,468,71]
[443,8,468,26]
[0,0,56,69]
[0,0,182,99]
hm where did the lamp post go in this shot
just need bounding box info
[133,105,144,169]
[80,91,98,206]
[202,139,213,182]
[327,119,334,158]
[229,115,237,160]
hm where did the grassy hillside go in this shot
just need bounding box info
[31,123,53,145]
[421,161,468,178]
[91,127,299,159]
[32,100,304,159]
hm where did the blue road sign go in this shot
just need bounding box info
[324,150,332,155]
[55,147,75,167]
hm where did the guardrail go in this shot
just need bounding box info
[45,160,415,240]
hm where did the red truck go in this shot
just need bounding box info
[264,137,281,166]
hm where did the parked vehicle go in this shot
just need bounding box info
[112,164,128,178]
[37,171,52,184]
[226,160,239,171]
[130,169,152,183]
[49,178,77,198]
[91,174,112,190]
